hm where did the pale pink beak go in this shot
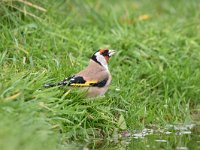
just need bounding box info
[108,50,116,57]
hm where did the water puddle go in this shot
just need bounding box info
[61,123,199,149]
[125,123,200,150]
[132,123,197,139]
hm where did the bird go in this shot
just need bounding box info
[44,48,116,97]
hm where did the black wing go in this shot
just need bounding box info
[44,76,108,88]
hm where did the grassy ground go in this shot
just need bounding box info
[0,0,200,149]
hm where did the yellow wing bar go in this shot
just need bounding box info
[70,80,97,87]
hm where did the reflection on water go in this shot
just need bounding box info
[62,123,199,149]
[128,123,200,150]
[92,123,199,149]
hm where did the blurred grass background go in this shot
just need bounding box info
[0,0,200,149]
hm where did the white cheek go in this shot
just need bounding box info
[95,53,108,70]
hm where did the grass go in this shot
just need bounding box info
[0,0,200,149]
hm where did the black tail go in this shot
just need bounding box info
[44,76,74,88]
[44,83,58,88]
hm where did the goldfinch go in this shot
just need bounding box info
[44,48,115,97]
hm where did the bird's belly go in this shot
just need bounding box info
[83,86,108,97]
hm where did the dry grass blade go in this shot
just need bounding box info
[1,0,46,12]
[1,0,46,20]
[8,4,41,19]
[17,0,46,12]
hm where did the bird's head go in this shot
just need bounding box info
[91,48,115,68]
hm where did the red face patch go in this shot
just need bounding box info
[99,48,106,54]
[99,48,109,62]
[104,56,109,62]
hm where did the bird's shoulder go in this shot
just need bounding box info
[67,71,110,88]
[64,60,111,87]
